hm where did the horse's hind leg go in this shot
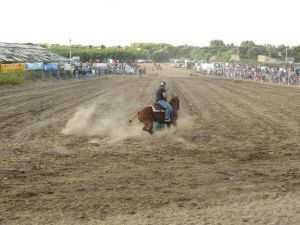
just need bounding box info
[141,121,153,134]
[138,108,153,135]
[142,125,153,134]
[146,121,153,134]
[142,126,148,131]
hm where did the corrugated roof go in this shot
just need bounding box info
[0,42,68,63]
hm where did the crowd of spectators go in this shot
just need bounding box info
[72,62,147,79]
[195,62,300,85]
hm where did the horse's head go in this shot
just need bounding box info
[169,95,179,111]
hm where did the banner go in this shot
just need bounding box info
[25,62,43,71]
[43,63,58,72]
[0,63,24,74]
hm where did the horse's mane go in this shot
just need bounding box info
[169,95,178,102]
[169,95,179,110]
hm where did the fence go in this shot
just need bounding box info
[0,61,147,83]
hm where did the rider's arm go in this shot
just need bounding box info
[162,92,166,99]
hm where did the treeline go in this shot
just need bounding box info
[47,45,150,62]
[44,40,300,63]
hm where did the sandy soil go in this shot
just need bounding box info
[0,64,299,225]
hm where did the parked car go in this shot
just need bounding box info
[125,64,134,74]
[137,59,147,63]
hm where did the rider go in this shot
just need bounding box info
[156,81,172,122]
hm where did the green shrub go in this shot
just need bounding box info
[23,71,44,80]
[0,73,25,85]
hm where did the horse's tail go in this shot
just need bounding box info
[129,112,138,123]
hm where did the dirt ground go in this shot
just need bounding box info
[0,64,300,225]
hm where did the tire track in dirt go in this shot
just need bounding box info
[176,77,299,138]
[0,77,140,136]
[0,79,82,96]
[195,78,300,154]
[212,79,300,126]
[0,78,111,114]
[173,77,299,177]
[0,81,90,108]
[176,76,299,180]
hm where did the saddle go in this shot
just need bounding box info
[151,102,165,112]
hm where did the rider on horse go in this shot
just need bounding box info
[156,81,172,122]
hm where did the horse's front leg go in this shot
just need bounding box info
[167,121,176,129]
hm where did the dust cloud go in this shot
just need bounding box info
[159,114,198,148]
[62,104,96,136]
[61,104,144,143]
[61,104,195,144]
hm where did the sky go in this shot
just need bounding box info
[1,0,299,47]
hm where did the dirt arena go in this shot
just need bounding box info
[0,64,299,224]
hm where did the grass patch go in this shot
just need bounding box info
[0,70,73,85]
[23,71,44,80]
[0,73,25,85]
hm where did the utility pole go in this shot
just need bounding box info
[236,46,240,61]
[69,38,72,78]
[69,38,72,63]
[285,46,288,64]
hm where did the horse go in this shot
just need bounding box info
[129,96,179,134]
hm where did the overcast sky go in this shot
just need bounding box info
[1,0,299,47]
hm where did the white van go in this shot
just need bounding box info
[170,59,185,68]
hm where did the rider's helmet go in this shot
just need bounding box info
[160,81,166,86]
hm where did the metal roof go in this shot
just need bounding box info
[0,42,68,63]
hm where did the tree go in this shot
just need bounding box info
[210,40,225,48]
[177,45,194,58]
[39,43,48,48]
[293,46,300,62]
[190,48,207,60]
[152,50,170,62]
[240,40,256,48]
[239,41,257,59]
[247,46,266,59]
[215,50,235,62]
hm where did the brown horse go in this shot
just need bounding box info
[129,96,179,134]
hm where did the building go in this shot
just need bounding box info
[230,54,240,62]
[257,55,277,63]
[0,42,68,63]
